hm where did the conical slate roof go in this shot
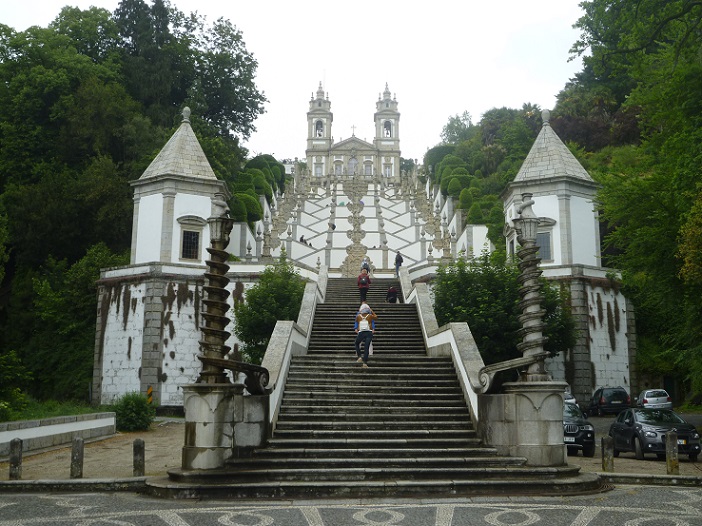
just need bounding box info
[139,107,216,180]
[513,110,593,183]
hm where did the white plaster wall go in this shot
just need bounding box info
[470,226,491,259]
[99,276,256,406]
[172,193,212,262]
[545,282,630,394]
[159,299,202,406]
[587,284,630,391]
[570,196,599,267]
[99,283,145,404]
[134,194,163,264]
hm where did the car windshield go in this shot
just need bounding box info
[563,404,583,418]
[634,409,685,424]
[645,390,668,398]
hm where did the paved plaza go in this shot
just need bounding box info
[1,485,702,525]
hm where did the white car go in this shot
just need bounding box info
[635,389,673,410]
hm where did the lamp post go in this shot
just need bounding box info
[513,192,550,382]
[197,212,235,384]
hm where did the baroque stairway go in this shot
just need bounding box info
[151,278,601,498]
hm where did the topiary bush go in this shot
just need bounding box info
[112,392,156,432]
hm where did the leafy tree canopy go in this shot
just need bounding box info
[233,252,306,364]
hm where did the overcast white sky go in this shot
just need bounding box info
[2,1,586,162]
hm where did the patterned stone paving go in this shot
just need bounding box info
[0,486,701,525]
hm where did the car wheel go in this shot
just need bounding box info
[597,407,604,417]
[634,437,644,460]
[567,447,577,456]
[613,449,619,458]
[656,453,666,460]
[583,444,595,458]
[690,453,698,462]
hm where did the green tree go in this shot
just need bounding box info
[26,243,128,400]
[433,254,575,375]
[233,253,305,364]
[440,111,476,144]
[0,350,32,421]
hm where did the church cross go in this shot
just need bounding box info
[351,125,356,136]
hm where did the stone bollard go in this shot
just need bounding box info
[601,436,614,472]
[133,438,145,477]
[9,438,22,480]
[666,430,679,475]
[70,437,84,479]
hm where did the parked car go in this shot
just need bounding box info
[635,389,673,410]
[609,408,701,461]
[563,403,595,457]
[587,386,631,416]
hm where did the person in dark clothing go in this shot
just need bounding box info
[357,268,371,302]
[394,251,404,277]
[386,286,398,303]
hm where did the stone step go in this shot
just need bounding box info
[274,421,471,431]
[275,412,471,423]
[152,468,603,500]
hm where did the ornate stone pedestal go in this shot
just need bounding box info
[479,381,567,466]
[181,383,242,470]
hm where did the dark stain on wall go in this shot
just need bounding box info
[163,338,169,347]
[194,282,201,331]
[121,286,132,330]
[614,296,621,332]
[170,351,176,359]
[596,293,603,326]
[176,281,194,313]
[607,302,616,352]
[168,319,175,341]
[127,337,132,360]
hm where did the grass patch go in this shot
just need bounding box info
[7,398,108,421]
[676,403,702,414]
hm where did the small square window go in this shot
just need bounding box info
[536,232,552,260]
[182,230,200,260]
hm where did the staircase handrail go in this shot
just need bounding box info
[260,266,327,428]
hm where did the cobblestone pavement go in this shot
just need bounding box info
[1,486,701,525]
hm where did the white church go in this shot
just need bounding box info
[91,84,636,410]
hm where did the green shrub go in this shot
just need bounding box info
[112,392,155,432]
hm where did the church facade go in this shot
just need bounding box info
[305,82,401,178]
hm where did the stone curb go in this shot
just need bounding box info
[0,477,146,493]
[597,472,702,487]
[0,473,700,494]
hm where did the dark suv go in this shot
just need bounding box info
[587,386,631,416]
[564,403,596,457]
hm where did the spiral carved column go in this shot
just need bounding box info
[197,214,235,385]
[514,193,551,382]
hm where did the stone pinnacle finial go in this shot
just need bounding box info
[542,109,550,126]
[182,107,191,122]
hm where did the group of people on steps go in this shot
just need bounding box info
[353,252,403,368]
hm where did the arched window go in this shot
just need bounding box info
[348,157,358,175]
[315,120,324,137]
[384,121,392,137]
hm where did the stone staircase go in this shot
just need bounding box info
[150,278,602,498]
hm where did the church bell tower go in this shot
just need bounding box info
[306,82,333,177]
[373,83,401,177]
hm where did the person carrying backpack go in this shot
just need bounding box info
[394,251,404,277]
[361,257,371,273]
[357,267,371,301]
[354,302,377,368]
